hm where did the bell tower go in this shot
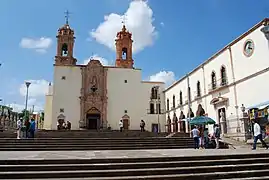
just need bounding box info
[55,11,77,66]
[115,25,134,68]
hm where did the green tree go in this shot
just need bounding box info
[18,109,30,120]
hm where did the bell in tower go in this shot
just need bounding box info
[54,10,77,66]
[115,24,134,68]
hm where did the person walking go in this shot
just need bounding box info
[140,120,145,132]
[16,118,22,139]
[119,119,123,132]
[29,118,36,138]
[214,124,220,149]
[191,126,200,149]
[252,120,269,150]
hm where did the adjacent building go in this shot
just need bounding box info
[164,18,269,141]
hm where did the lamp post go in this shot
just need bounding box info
[24,82,31,122]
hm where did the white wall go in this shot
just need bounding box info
[51,66,82,130]
[232,25,269,82]
[44,94,53,130]
[106,67,165,131]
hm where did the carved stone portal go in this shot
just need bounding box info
[80,60,108,129]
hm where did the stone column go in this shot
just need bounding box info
[178,121,181,132]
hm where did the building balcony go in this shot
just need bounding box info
[147,109,165,115]
[208,78,229,93]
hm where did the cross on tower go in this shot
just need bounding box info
[64,10,71,24]
[121,14,127,26]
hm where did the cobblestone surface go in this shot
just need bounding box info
[0,148,268,160]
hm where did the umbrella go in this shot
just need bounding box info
[189,116,216,125]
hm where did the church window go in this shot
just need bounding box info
[172,95,175,108]
[220,66,227,86]
[197,81,201,97]
[61,76,66,80]
[151,87,158,99]
[122,47,127,59]
[150,103,155,114]
[211,71,217,90]
[167,99,169,111]
[179,91,183,105]
[124,80,128,83]
[124,110,128,113]
[60,108,64,113]
[157,103,161,114]
[61,43,68,56]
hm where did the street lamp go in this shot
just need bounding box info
[24,82,31,122]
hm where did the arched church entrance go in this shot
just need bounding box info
[86,107,101,130]
[122,114,130,130]
[57,114,66,130]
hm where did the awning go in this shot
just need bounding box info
[246,100,269,110]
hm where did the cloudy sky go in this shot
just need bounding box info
[0,0,268,112]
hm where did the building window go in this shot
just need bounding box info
[157,103,161,114]
[197,81,201,97]
[150,103,155,114]
[124,110,128,113]
[151,87,158,99]
[172,95,175,108]
[179,91,183,105]
[61,43,68,56]
[211,71,217,90]
[220,66,227,86]
[188,87,191,101]
[60,108,64,113]
[61,76,66,80]
[124,80,127,83]
[167,99,169,111]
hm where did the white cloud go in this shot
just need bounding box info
[149,71,176,86]
[20,37,52,53]
[91,0,157,54]
[19,79,50,98]
[83,54,112,66]
[160,22,164,27]
[9,101,43,113]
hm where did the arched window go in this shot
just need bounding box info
[61,43,68,56]
[150,103,154,114]
[220,66,227,86]
[172,95,176,108]
[151,87,158,99]
[167,99,170,111]
[122,47,127,59]
[188,87,191,101]
[197,81,201,97]
[211,71,217,90]
[179,91,183,105]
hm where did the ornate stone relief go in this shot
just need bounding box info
[80,60,108,128]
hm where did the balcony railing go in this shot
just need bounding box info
[208,78,228,92]
[147,109,165,114]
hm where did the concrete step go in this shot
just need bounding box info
[7,170,269,180]
[1,163,269,179]
[1,157,268,172]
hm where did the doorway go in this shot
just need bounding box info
[152,123,159,133]
[86,113,100,130]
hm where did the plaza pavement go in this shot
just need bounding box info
[0,148,268,160]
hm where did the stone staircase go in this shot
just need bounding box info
[1,153,269,179]
[0,131,228,151]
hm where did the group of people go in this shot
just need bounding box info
[57,121,71,130]
[191,124,221,149]
[118,119,146,132]
[16,117,36,139]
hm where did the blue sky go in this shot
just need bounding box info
[0,0,268,111]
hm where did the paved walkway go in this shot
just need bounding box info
[0,148,268,160]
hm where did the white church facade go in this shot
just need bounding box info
[44,22,166,131]
[164,18,269,141]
